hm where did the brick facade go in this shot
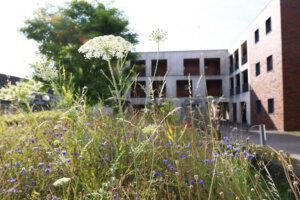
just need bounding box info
[280,0,300,131]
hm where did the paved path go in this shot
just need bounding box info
[220,124,300,160]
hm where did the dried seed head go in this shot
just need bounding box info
[293,181,298,187]
[235,197,240,200]
[288,165,293,171]
[175,172,179,177]
[251,188,255,192]
[194,175,198,181]
[219,192,225,199]
[279,150,284,154]
[175,160,179,167]
[286,152,290,158]
[255,174,259,180]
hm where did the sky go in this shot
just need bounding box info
[0,0,269,78]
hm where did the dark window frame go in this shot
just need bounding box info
[266,17,272,34]
[256,100,262,114]
[255,29,260,43]
[256,62,261,76]
[268,98,274,114]
[267,55,273,72]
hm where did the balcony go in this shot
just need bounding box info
[242,55,248,65]
[230,88,234,96]
[236,86,240,95]
[206,80,222,97]
[243,83,249,93]
[204,58,220,75]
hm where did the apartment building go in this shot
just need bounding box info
[130,0,300,131]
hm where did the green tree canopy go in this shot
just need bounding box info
[21,0,138,104]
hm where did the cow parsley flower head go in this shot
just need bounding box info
[149,28,167,43]
[78,35,132,61]
[53,177,71,187]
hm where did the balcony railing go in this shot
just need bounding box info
[236,86,241,95]
[230,88,234,96]
[242,55,248,65]
[230,65,233,74]
[243,83,249,93]
[235,62,239,70]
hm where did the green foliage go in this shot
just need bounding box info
[20,0,138,104]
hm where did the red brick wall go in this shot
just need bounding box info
[249,0,284,130]
[281,0,300,131]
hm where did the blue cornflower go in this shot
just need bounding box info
[168,163,173,168]
[20,167,25,174]
[15,162,20,167]
[9,177,16,183]
[52,196,58,200]
[100,141,107,147]
[62,150,66,155]
[198,179,204,185]
[185,142,191,149]
[229,153,234,158]
[55,132,60,138]
[247,153,254,159]
[203,159,209,164]
[226,144,233,149]
[31,180,36,186]
[223,137,230,143]
[189,179,193,186]
[235,168,240,173]
[33,146,38,150]
[18,150,24,154]
[38,162,44,169]
[73,151,77,156]
[8,188,17,193]
[103,157,109,161]
[166,141,173,147]
[163,159,168,163]
[154,170,159,177]
[234,147,240,152]
[214,152,219,158]
[211,158,215,164]
[45,168,50,174]
[182,154,187,159]
[243,150,247,156]
[29,166,34,173]
[172,167,177,172]
[66,158,71,163]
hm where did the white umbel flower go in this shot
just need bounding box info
[78,35,132,61]
[53,177,71,187]
[150,28,167,43]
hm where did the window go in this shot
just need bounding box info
[256,62,260,76]
[255,29,259,43]
[267,55,273,71]
[256,100,262,114]
[266,17,272,34]
[268,98,274,114]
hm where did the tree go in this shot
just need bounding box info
[20,0,138,104]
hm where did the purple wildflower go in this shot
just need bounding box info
[243,150,247,156]
[223,137,230,143]
[66,158,71,163]
[55,132,60,138]
[33,146,38,150]
[9,177,16,183]
[235,168,240,173]
[103,157,109,161]
[203,159,209,164]
[8,188,17,193]
[163,159,168,163]
[62,150,67,155]
[38,162,44,169]
[182,154,187,159]
[29,166,34,173]
[154,170,159,177]
[185,142,191,149]
[172,167,177,172]
[234,147,240,152]
[211,158,215,164]
[45,168,50,174]
[15,162,20,167]
[20,167,25,174]
[229,153,234,158]
[168,163,173,168]
[198,179,204,185]
[214,152,218,158]
[189,179,193,186]
[247,153,254,159]
[226,144,233,149]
